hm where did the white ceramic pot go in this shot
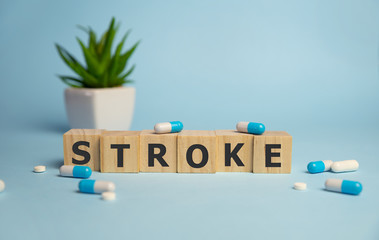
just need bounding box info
[64,87,135,130]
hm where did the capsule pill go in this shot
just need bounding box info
[236,122,265,135]
[154,121,183,134]
[307,160,333,173]
[325,179,362,195]
[60,165,92,178]
[79,180,115,194]
[331,160,359,173]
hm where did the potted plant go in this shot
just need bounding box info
[56,17,139,130]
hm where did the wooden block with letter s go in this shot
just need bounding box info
[253,131,292,173]
[100,131,140,173]
[63,129,103,171]
[139,130,178,172]
[177,130,217,173]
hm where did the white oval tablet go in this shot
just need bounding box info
[102,191,116,201]
[331,160,359,173]
[294,182,307,190]
[0,180,5,192]
[34,165,46,173]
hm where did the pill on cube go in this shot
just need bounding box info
[154,121,183,134]
[307,160,333,173]
[60,165,92,178]
[236,122,265,135]
[331,160,359,173]
[79,180,115,194]
[325,179,362,195]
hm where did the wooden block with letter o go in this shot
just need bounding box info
[100,131,140,173]
[140,130,178,172]
[215,130,253,172]
[63,129,103,171]
[177,130,217,173]
[253,131,292,173]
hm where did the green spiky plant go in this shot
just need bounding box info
[55,17,139,88]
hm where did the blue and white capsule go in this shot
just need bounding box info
[325,179,362,195]
[79,180,115,194]
[154,121,183,134]
[59,165,92,178]
[236,122,265,135]
[307,160,333,173]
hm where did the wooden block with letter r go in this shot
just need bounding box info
[253,131,292,173]
[177,130,217,173]
[63,129,103,171]
[100,131,140,173]
[215,130,253,172]
[140,130,178,172]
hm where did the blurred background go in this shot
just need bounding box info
[1,0,377,135]
[0,1,378,239]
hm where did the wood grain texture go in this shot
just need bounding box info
[100,131,140,173]
[215,130,254,172]
[177,130,217,173]
[253,131,292,173]
[63,129,103,171]
[140,130,178,172]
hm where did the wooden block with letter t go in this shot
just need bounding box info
[139,130,178,172]
[177,130,217,173]
[63,129,103,171]
[100,131,140,173]
[215,130,253,172]
[253,131,292,173]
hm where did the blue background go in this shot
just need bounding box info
[0,0,378,239]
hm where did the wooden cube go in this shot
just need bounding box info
[253,131,292,173]
[177,130,217,173]
[100,131,140,173]
[139,130,178,172]
[215,130,253,172]
[63,129,103,171]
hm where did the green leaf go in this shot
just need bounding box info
[119,64,135,79]
[116,40,140,75]
[55,44,99,87]
[76,37,101,76]
[101,17,116,62]
[58,75,84,88]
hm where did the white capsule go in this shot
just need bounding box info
[0,180,5,193]
[331,160,359,173]
[293,182,307,191]
[102,191,116,201]
[34,165,46,173]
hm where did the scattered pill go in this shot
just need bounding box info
[293,182,307,190]
[236,122,265,135]
[79,180,115,194]
[154,121,183,134]
[325,179,362,195]
[60,165,92,178]
[102,191,116,201]
[331,160,359,173]
[0,180,4,193]
[307,160,333,173]
[34,165,46,173]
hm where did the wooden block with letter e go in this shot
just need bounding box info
[177,130,217,173]
[63,129,103,171]
[215,130,253,172]
[253,131,292,173]
[100,131,140,173]
[139,130,178,172]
